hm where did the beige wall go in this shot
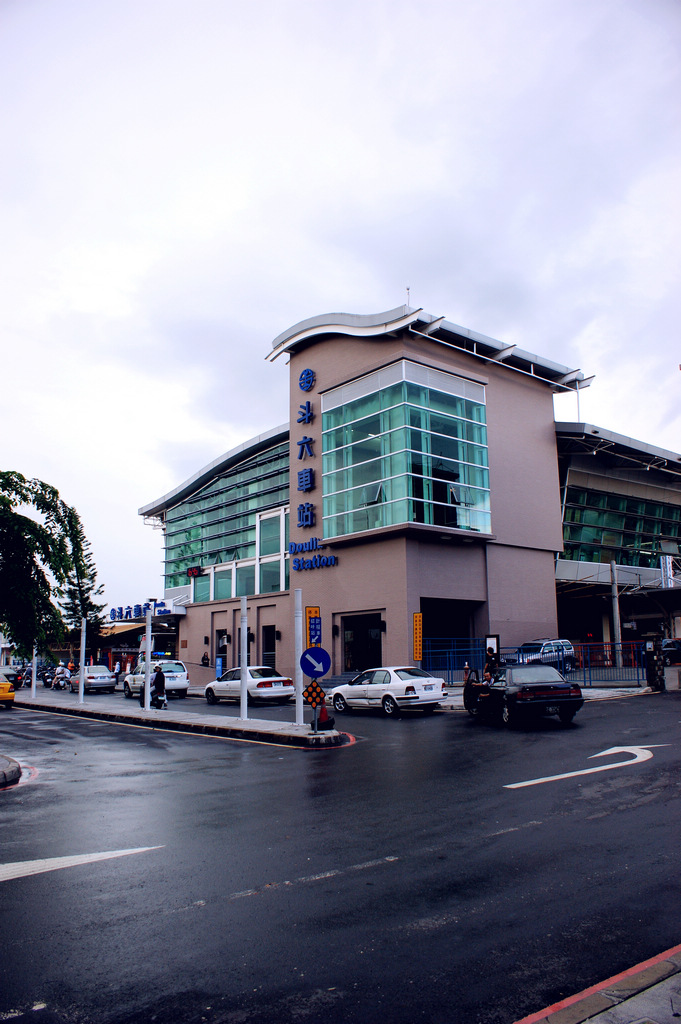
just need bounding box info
[178,325,562,678]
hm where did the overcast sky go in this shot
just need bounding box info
[2,0,680,611]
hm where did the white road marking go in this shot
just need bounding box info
[504,745,669,789]
[0,846,165,883]
[222,855,400,902]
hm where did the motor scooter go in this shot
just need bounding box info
[52,669,70,690]
[139,686,167,710]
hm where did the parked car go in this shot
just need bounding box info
[464,663,583,726]
[0,667,21,690]
[509,639,576,672]
[0,676,15,708]
[69,666,116,693]
[661,639,681,666]
[328,666,447,716]
[205,666,294,705]
[123,661,189,699]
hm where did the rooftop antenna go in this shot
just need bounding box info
[406,286,410,307]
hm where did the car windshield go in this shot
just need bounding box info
[250,667,282,679]
[511,667,564,683]
[395,668,431,680]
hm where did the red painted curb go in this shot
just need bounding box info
[513,942,681,1024]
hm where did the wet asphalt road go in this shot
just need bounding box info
[1,693,680,1024]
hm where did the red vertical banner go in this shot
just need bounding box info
[413,613,423,662]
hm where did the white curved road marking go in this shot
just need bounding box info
[0,846,164,883]
[504,745,670,789]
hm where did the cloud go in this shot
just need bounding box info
[1,0,679,607]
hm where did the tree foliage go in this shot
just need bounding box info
[0,472,97,656]
[58,509,107,642]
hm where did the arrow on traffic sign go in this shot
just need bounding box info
[504,745,670,789]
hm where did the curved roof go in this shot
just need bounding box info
[139,424,289,518]
[268,305,589,394]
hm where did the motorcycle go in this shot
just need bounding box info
[41,668,55,688]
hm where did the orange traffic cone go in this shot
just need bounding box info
[318,702,335,730]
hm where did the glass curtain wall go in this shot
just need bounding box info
[163,441,289,594]
[563,485,681,568]
[322,361,490,538]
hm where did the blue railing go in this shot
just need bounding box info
[423,639,647,688]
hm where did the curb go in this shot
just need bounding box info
[514,943,681,1024]
[12,698,346,748]
[0,754,22,788]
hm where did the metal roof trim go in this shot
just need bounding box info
[555,422,681,466]
[268,306,586,390]
[139,423,290,517]
[268,306,427,361]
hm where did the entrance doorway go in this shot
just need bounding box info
[342,613,383,672]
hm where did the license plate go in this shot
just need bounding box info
[273,681,282,687]
[546,705,559,714]
[424,684,434,691]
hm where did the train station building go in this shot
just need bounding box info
[138,306,681,678]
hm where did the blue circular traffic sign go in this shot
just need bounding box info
[300,646,331,678]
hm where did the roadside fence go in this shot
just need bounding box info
[422,639,647,688]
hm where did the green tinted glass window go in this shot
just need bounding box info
[236,565,255,597]
[214,570,232,600]
[259,517,280,556]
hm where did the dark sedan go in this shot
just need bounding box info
[464,664,584,726]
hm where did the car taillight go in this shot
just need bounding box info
[569,685,582,697]
[405,685,416,695]
[9,684,15,692]
[256,681,273,688]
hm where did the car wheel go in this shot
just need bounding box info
[382,695,399,716]
[332,693,347,712]
[501,700,516,727]
[124,682,133,699]
[206,688,218,705]
[559,709,576,725]
[463,686,480,717]
[69,683,76,693]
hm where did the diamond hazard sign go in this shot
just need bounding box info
[302,681,326,708]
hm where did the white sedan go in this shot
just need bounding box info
[205,666,295,705]
[329,666,447,715]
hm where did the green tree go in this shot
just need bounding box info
[59,509,107,644]
[0,472,78,656]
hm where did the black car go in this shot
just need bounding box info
[464,664,584,726]
[662,639,681,666]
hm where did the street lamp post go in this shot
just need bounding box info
[144,599,155,711]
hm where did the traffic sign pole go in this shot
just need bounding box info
[295,589,304,726]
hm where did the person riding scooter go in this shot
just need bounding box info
[139,664,167,709]
[53,664,70,690]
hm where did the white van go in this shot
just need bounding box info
[123,660,189,699]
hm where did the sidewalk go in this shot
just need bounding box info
[10,690,345,749]
[514,942,681,1024]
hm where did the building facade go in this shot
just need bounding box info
[139,306,681,679]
